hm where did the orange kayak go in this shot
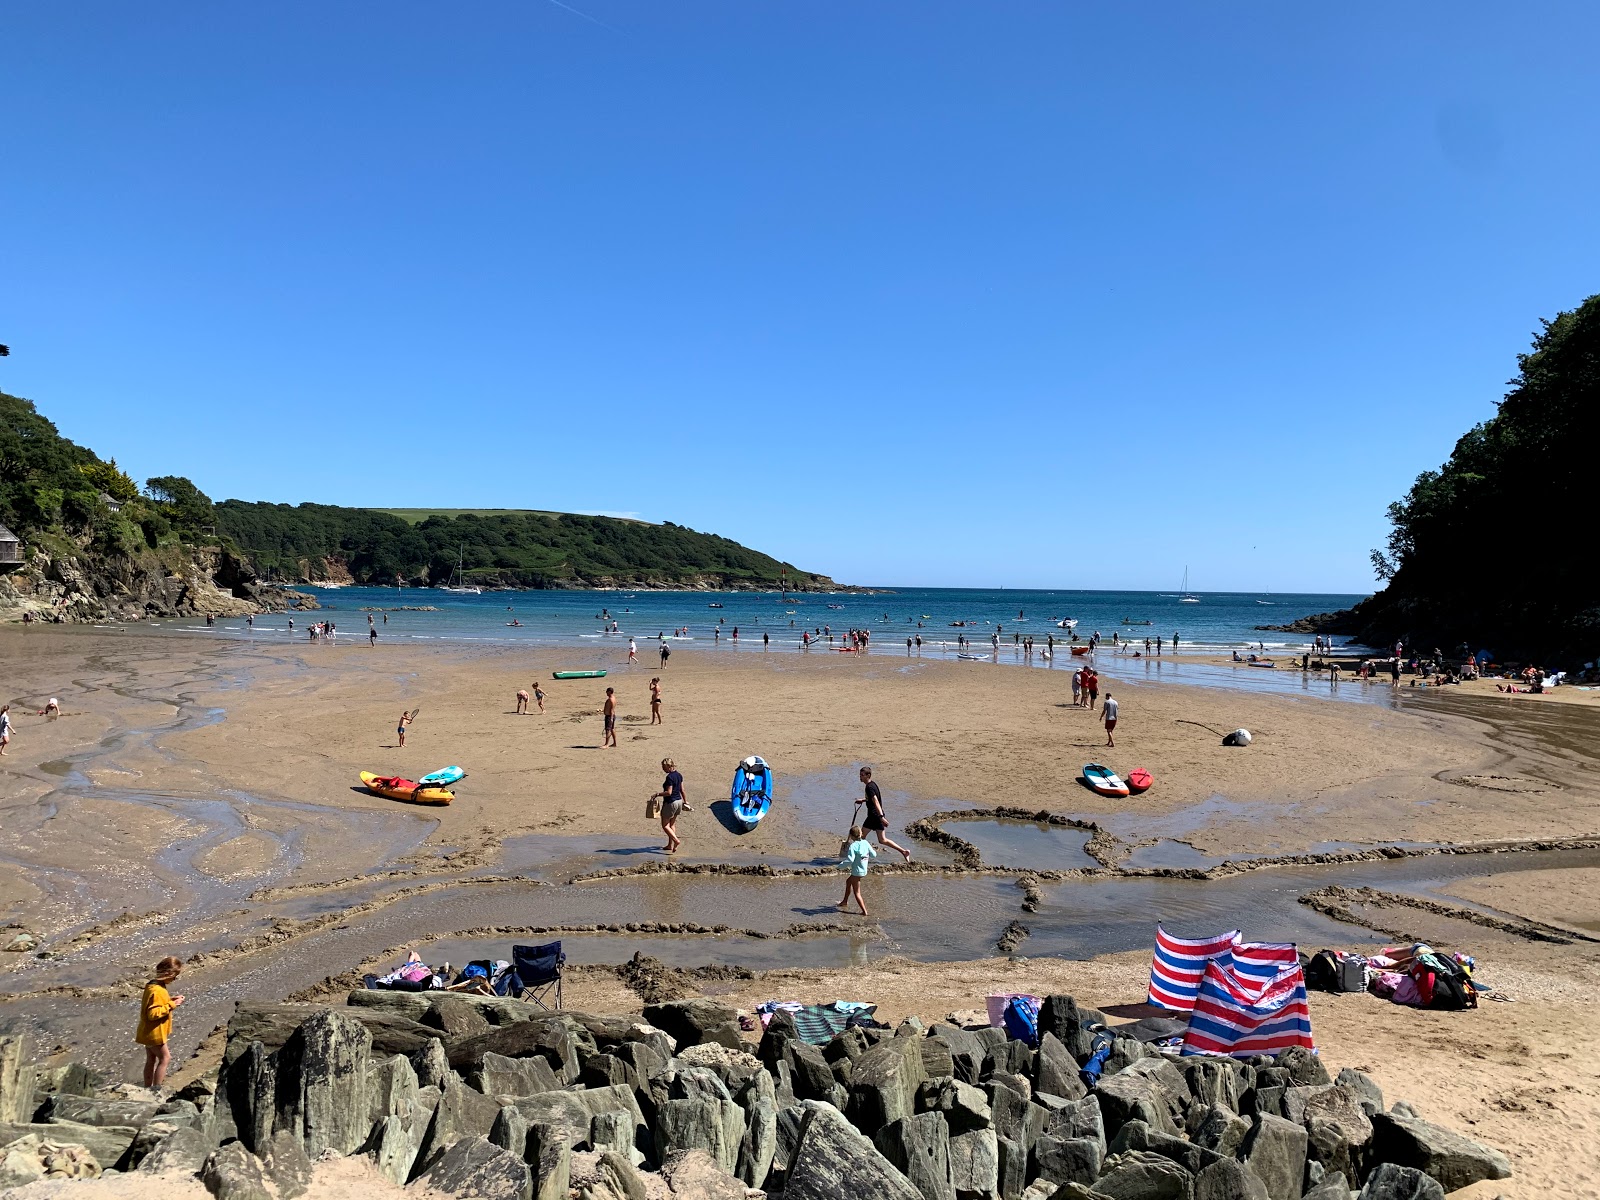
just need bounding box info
[360,771,453,806]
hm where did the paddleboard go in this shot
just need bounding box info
[1126,768,1153,794]
[1082,763,1130,798]
[418,765,466,787]
[552,670,607,679]
[730,755,773,831]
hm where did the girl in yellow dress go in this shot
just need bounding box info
[135,957,185,1088]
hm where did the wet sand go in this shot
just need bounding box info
[3,624,1600,1194]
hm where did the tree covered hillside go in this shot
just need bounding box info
[211,501,835,590]
[1343,293,1600,658]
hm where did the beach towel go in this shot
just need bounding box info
[1148,926,1241,1010]
[757,1001,881,1044]
[1182,942,1314,1058]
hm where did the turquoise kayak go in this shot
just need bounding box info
[418,765,466,787]
[730,755,773,831]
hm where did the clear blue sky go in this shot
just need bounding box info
[4,3,1596,591]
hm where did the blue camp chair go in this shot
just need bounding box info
[512,941,565,1011]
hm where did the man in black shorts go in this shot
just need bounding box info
[602,687,618,748]
[856,767,912,862]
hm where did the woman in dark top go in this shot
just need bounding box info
[652,757,685,853]
[856,767,912,862]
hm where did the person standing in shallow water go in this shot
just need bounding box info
[837,824,876,915]
[136,956,185,1088]
[856,767,912,862]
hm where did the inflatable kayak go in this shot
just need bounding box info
[1082,763,1130,798]
[552,670,607,679]
[360,771,453,806]
[1126,768,1153,794]
[418,765,466,787]
[730,755,773,831]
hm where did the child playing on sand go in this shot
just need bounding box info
[0,705,10,754]
[838,825,876,915]
[533,682,545,713]
[396,710,413,747]
[136,956,185,1088]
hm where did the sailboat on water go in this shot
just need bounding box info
[440,545,482,595]
[1179,567,1200,603]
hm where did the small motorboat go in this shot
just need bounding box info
[708,603,724,609]
[730,755,773,830]
[360,771,453,806]
[1082,763,1130,798]
[1070,645,1092,656]
[1056,618,1077,629]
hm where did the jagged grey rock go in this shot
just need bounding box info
[666,1064,734,1104]
[659,1147,751,1199]
[422,996,492,1039]
[640,999,739,1050]
[1037,996,1095,1062]
[1182,1059,1242,1113]
[34,1093,160,1129]
[261,1128,313,1200]
[929,1025,988,1084]
[411,1077,502,1177]
[137,1126,214,1175]
[411,1038,454,1090]
[921,1038,957,1081]
[1045,1094,1106,1153]
[995,1134,1025,1200]
[449,1019,580,1083]
[784,1039,838,1101]
[1241,1113,1308,1200]
[1095,1071,1181,1138]
[1195,1157,1272,1200]
[948,1126,999,1199]
[1334,1069,1383,1116]
[592,1148,647,1200]
[1284,1085,1336,1126]
[589,1110,635,1161]
[1030,1134,1102,1188]
[1275,1047,1331,1088]
[410,1134,531,1200]
[1368,1111,1511,1191]
[1301,1087,1374,1183]
[918,1077,993,1134]
[0,1035,37,1125]
[847,1033,929,1134]
[1357,1162,1445,1200]
[368,1054,422,1126]
[528,1122,572,1200]
[735,1092,777,1188]
[202,1142,273,1200]
[1192,1104,1251,1159]
[653,1096,744,1174]
[475,1051,561,1098]
[1034,1034,1087,1103]
[784,1099,923,1200]
[1092,1148,1195,1199]
[0,1121,137,1174]
[874,1111,956,1200]
[1110,1118,1225,1175]
[364,1114,421,1186]
[1302,1171,1352,1200]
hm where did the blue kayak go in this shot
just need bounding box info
[418,765,466,787]
[730,756,773,831]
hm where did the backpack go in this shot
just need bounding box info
[1002,995,1040,1048]
[1306,949,1365,993]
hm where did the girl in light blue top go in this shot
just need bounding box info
[837,824,876,916]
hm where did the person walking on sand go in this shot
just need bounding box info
[136,956,185,1088]
[659,642,670,668]
[1071,668,1082,707]
[856,767,913,862]
[837,825,876,915]
[649,677,663,724]
[516,688,530,714]
[396,710,413,747]
[0,705,11,755]
[603,687,618,748]
[652,758,685,853]
[1102,692,1119,747]
[628,637,638,664]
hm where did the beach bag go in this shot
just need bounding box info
[398,961,432,985]
[1412,952,1475,1011]
[646,796,661,819]
[1307,950,1364,993]
[1002,995,1040,1048]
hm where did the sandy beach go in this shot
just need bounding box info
[3,624,1599,1196]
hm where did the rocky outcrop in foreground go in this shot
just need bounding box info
[0,990,1512,1197]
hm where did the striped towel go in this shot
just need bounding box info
[1148,925,1241,1010]
[1182,942,1314,1058]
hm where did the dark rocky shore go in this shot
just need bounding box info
[0,990,1512,1198]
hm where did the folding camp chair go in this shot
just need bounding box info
[512,941,565,1011]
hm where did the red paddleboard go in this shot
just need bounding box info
[1126,768,1153,793]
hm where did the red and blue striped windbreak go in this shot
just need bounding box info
[1181,941,1314,1059]
[1147,926,1241,1010]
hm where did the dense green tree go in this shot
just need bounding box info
[1355,293,1600,656]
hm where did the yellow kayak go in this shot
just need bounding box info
[360,771,453,806]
